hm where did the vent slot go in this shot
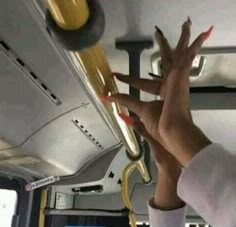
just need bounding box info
[72,185,103,193]
[72,119,104,150]
[108,171,115,178]
[0,40,10,51]
[0,38,61,105]
[30,72,38,79]
[16,58,25,66]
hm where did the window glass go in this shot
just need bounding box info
[0,189,17,227]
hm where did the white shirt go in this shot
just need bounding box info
[148,144,236,227]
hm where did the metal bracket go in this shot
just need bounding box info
[115,40,153,182]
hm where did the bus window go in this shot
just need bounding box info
[0,189,17,227]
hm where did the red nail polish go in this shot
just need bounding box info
[202,26,214,41]
[118,113,134,125]
[100,95,111,103]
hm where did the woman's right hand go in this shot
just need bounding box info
[106,19,212,166]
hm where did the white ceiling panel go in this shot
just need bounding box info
[21,105,118,176]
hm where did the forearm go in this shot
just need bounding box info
[160,69,212,167]
[170,122,212,167]
[153,167,185,210]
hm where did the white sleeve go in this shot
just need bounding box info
[148,198,185,227]
[178,143,236,227]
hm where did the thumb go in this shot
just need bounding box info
[132,120,164,163]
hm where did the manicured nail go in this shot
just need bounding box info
[202,26,214,41]
[100,95,111,103]
[112,73,124,80]
[113,73,122,79]
[118,113,135,125]
[155,26,163,36]
[187,16,192,25]
[112,73,119,77]
[148,72,162,79]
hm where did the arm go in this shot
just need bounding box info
[153,163,183,210]
[108,18,234,227]
[155,24,236,227]
[148,165,185,227]
[132,123,185,227]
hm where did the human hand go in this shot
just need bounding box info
[157,20,213,165]
[132,120,184,210]
[104,18,212,166]
[132,119,180,176]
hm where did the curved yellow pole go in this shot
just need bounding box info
[121,160,151,227]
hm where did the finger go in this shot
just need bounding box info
[132,121,165,163]
[114,73,162,95]
[133,120,153,141]
[148,72,162,80]
[176,18,191,51]
[109,94,144,116]
[188,34,204,59]
[155,26,172,56]
[189,26,214,59]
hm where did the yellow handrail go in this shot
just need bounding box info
[45,1,151,226]
[47,0,89,30]
[38,190,48,227]
[121,160,151,227]
[46,0,141,159]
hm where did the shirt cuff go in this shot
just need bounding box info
[177,143,223,200]
[177,143,233,227]
[148,198,185,227]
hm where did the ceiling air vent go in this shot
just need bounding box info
[0,38,61,105]
[72,119,104,150]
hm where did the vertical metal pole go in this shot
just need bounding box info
[116,40,153,159]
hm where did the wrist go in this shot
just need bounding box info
[157,164,182,182]
[153,194,185,211]
[153,168,184,210]
[160,119,211,168]
[154,177,185,210]
[176,124,212,167]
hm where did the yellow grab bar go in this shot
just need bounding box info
[47,0,89,30]
[38,190,48,227]
[46,0,141,159]
[45,2,151,226]
[121,160,151,227]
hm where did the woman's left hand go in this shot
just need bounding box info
[132,120,184,210]
[132,120,181,178]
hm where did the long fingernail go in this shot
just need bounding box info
[202,26,214,41]
[148,72,162,79]
[118,113,135,125]
[100,95,111,103]
[155,26,163,36]
[112,72,119,77]
[187,16,192,25]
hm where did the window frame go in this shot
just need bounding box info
[0,176,41,227]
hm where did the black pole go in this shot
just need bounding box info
[115,40,153,183]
